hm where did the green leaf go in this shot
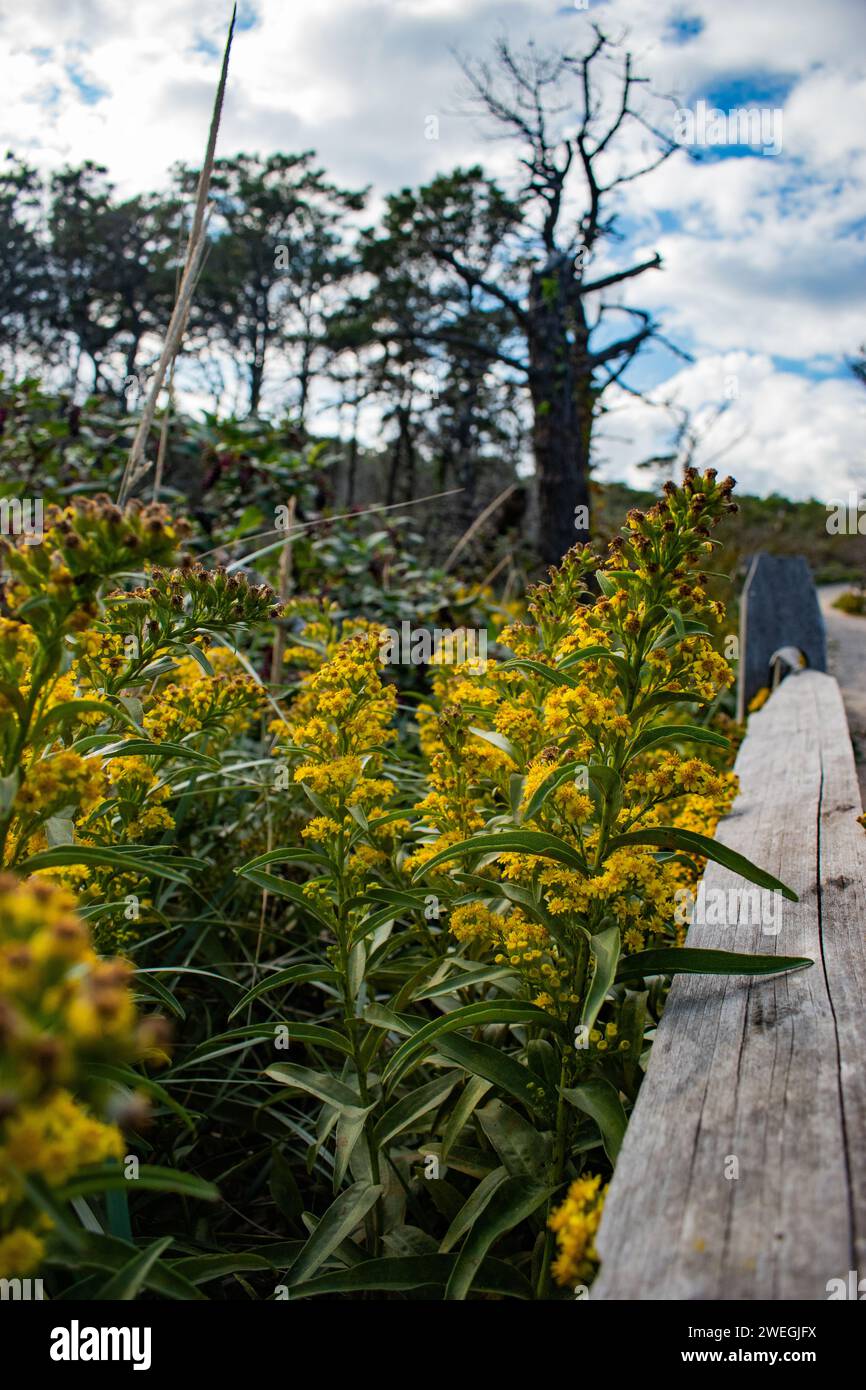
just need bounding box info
[88,1063,197,1131]
[0,770,19,815]
[347,939,365,1004]
[618,989,649,1093]
[270,1147,303,1227]
[666,605,686,637]
[558,644,631,682]
[181,643,215,676]
[586,764,623,819]
[229,964,338,1019]
[285,1253,532,1299]
[520,761,583,825]
[412,829,586,880]
[105,1186,132,1241]
[616,946,813,983]
[444,1178,551,1300]
[0,681,25,720]
[41,1231,202,1300]
[132,972,186,1020]
[334,1107,370,1190]
[45,814,74,847]
[497,658,578,689]
[286,1182,383,1285]
[562,1079,628,1163]
[440,1077,493,1162]
[628,724,731,757]
[363,1006,550,1115]
[468,726,520,764]
[301,784,332,818]
[172,1252,275,1284]
[23,1175,87,1250]
[373,1073,460,1149]
[179,1023,353,1068]
[74,735,219,768]
[135,966,239,996]
[58,1165,219,1202]
[476,1100,551,1177]
[632,690,705,718]
[349,906,396,948]
[439,1166,510,1253]
[608,827,799,901]
[413,964,515,1001]
[595,570,618,598]
[493,882,561,938]
[95,1236,173,1301]
[581,923,621,1034]
[361,885,434,911]
[655,617,713,645]
[526,1038,562,1093]
[443,1033,553,1115]
[235,846,330,872]
[382,1001,553,1087]
[117,694,145,730]
[33,698,143,739]
[265,1062,365,1112]
[236,869,333,927]
[18,845,196,886]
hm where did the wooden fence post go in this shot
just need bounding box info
[737,553,826,721]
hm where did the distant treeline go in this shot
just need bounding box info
[0,34,696,563]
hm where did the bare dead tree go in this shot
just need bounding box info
[452,27,678,562]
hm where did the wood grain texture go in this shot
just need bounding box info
[593,670,866,1301]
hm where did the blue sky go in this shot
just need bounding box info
[1,0,865,502]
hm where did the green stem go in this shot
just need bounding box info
[536,1051,571,1300]
[334,815,382,1256]
[535,931,590,1299]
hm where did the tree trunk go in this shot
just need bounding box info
[385,432,401,506]
[248,356,264,416]
[444,370,481,528]
[527,260,592,566]
[346,432,358,507]
[385,405,415,505]
[122,334,141,404]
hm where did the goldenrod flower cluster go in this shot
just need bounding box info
[13,750,104,822]
[0,875,152,1278]
[143,649,262,745]
[278,600,384,679]
[276,628,396,762]
[0,496,275,893]
[123,563,279,629]
[0,619,37,711]
[0,497,187,637]
[409,469,740,1011]
[448,903,574,1013]
[270,622,403,914]
[548,1174,608,1287]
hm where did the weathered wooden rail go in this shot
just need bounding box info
[736,552,827,720]
[593,669,866,1300]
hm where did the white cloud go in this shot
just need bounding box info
[596,353,866,501]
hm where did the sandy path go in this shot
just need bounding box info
[818,583,866,808]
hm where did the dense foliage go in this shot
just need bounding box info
[0,465,807,1300]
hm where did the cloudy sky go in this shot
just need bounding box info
[2,0,865,503]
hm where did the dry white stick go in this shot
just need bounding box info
[443,483,517,573]
[117,6,236,507]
